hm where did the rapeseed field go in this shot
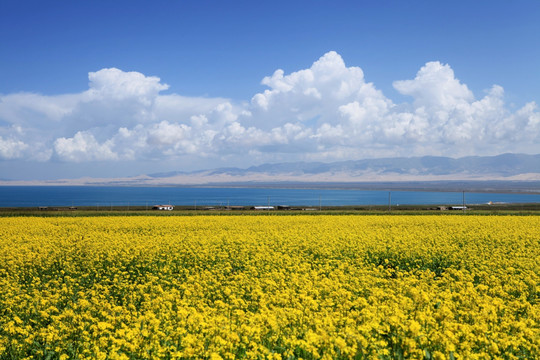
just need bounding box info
[0,215,538,359]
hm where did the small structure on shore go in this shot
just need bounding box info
[226,206,246,210]
[152,205,174,211]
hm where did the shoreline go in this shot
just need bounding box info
[0,180,539,194]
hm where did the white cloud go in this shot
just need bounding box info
[393,62,474,108]
[87,68,169,104]
[54,132,117,162]
[250,51,388,130]
[147,121,191,146]
[0,93,75,125]
[0,52,539,175]
[0,136,28,159]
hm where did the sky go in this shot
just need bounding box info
[1,0,540,180]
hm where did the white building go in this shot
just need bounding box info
[152,205,174,211]
[252,206,274,210]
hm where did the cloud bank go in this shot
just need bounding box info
[1,51,539,171]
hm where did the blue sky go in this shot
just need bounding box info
[1,0,540,180]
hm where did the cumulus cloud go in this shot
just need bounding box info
[0,136,28,160]
[54,132,117,162]
[393,61,474,109]
[0,52,539,174]
[250,51,388,130]
[87,68,169,104]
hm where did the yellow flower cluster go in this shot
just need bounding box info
[0,215,538,359]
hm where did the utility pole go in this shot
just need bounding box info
[462,191,466,214]
[388,192,391,212]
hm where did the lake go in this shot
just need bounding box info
[1,186,539,208]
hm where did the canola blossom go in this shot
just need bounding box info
[0,215,539,359]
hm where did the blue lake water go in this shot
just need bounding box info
[0,186,539,207]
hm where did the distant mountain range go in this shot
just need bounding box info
[149,153,540,179]
[2,154,540,189]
